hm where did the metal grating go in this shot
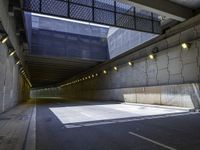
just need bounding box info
[23,0,161,34]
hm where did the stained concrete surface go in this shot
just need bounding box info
[0,101,35,150]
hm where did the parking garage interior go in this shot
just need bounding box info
[0,0,200,150]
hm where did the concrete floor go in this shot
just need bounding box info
[0,99,200,150]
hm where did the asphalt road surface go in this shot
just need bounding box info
[35,99,200,150]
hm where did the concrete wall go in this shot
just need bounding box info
[0,0,30,113]
[32,14,200,109]
[107,27,157,58]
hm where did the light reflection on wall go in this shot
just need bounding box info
[123,93,194,108]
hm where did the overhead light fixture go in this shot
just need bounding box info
[113,66,118,71]
[88,76,91,79]
[0,34,8,44]
[181,43,191,49]
[92,74,95,78]
[95,73,98,76]
[103,70,107,74]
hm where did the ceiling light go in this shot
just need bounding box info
[0,34,8,44]
[88,76,91,79]
[113,66,118,71]
[95,73,98,76]
[92,74,95,78]
[181,43,191,49]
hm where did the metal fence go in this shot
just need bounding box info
[23,0,161,34]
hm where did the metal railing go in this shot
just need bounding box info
[23,0,161,34]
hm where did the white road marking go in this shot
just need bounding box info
[129,131,177,150]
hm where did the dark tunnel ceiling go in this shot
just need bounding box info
[25,56,102,87]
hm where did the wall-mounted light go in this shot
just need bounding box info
[16,60,20,65]
[148,53,156,60]
[148,47,158,60]
[128,61,133,66]
[21,70,25,73]
[103,70,107,74]
[9,50,16,56]
[0,34,8,44]
[181,43,191,49]
[113,66,118,71]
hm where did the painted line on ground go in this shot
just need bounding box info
[129,131,176,150]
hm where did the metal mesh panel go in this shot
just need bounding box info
[94,9,114,25]
[41,0,68,17]
[70,4,93,21]
[24,0,161,34]
[116,14,135,29]
[94,0,114,11]
[70,0,93,6]
[24,0,40,12]
[116,2,134,15]
[136,17,153,32]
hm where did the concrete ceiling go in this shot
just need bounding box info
[25,56,102,87]
[169,0,200,9]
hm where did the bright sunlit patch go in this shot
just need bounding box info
[49,103,189,128]
[31,13,110,28]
